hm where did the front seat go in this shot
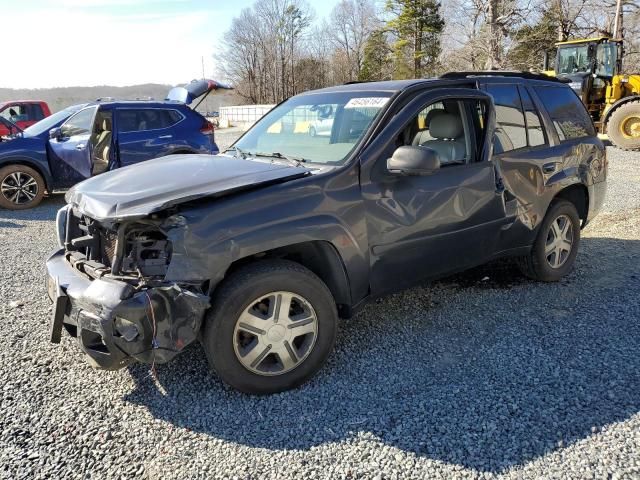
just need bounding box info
[421,111,466,165]
[92,118,112,175]
[412,108,444,146]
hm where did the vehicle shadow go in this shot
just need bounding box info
[0,194,66,221]
[0,220,23,228]
[123,236,640,473]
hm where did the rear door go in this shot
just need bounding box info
[480,81,558,249]
[114,108,185,167]
[48,106,98,180]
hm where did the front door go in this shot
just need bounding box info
[360,88,508,295]
[49,106,98,181]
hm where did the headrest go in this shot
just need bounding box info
[102,117,112,131]
[424,108,444,127]
[428,112,463,139]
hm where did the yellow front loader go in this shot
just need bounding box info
[544,36,640,151]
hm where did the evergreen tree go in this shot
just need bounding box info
[385,0,444,79]
[359,29,392,81]
[508,8,559,71]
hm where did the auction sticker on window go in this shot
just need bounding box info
[344,97,390,109]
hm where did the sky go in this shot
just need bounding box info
[0,0,341,89]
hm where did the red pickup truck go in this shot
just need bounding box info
[0,100,51,136]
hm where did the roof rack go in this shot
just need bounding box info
[440,71,571,84]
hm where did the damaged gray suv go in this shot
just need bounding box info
[46,72,607,394]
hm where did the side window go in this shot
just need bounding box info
[399,99,487,166]
[534,86,596,141]
[29,104,45,121]
[61,107,96,137]
[519,87,546,147]
[486,84,527,153]
[165,109,183,125]
[116,109,183,133]
[1,104,27,122]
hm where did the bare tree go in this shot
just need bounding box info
[329,0,379,81]
[217,0,313,104]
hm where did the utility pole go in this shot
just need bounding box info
[613,0,623,40]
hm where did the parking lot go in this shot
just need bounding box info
[0,141,639,479]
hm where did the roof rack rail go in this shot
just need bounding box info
[440,71,571,84]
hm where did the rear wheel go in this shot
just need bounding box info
[202,259,338,394]
[517,200,581,282]
[309,126,316,137]
[606,100,640,151]
[0,164,45,210]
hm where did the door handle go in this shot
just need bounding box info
[542,162,557,174]
[158,135,172,139]
[75,144,86,150]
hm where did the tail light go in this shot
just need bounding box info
[200,119,214,135]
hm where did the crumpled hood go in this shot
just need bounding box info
[66,154,310,221]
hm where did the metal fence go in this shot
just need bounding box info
[219,105,275,125]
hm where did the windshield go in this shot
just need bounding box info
[232,91,392,165]
[557,45,590,74]
[22,107,82,137]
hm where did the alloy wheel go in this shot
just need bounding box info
[545,214,574,269]
[1,171,39,205]
[233,291,318,376]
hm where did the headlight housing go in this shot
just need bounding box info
[55,205,71,248]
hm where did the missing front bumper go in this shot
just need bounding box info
[46,249,210,370]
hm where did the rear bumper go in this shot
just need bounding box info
[46,248,209,370]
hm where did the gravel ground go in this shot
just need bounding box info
[0,145,639,480]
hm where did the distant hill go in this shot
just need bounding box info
[0,84,239,114]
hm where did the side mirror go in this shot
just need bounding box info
[387,146,440,175]
[49,127,62,140]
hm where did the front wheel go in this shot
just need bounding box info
[0,164,45,210]
[517,200,581,282]
[202,260,338,394]
[606,100,640,151]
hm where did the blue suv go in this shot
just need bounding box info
[0,80,228,210]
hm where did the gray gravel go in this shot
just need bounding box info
[0,145,639,479]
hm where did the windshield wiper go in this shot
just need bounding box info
[254,151,307,167]
[224,145,248,159]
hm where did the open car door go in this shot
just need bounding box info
[48,106,98,179]
[165,79,232,107]
[0,117,23,139]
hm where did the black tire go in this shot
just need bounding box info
[606,100,640,151]
[0,164,45,210]
[202,259,338,394]
[517,200,581,282]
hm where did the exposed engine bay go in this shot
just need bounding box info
[49,205,210,370]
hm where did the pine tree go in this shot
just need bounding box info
[385,0,444,79]
[508,8,559,71]
[359,30,392,81]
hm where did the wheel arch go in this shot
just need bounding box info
[222,240,353,318]
[0,157,53,191]
[602,95,640,125]
[551,183,589,226]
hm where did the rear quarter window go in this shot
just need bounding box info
[534,86,596,140]
[116,108,183,133]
